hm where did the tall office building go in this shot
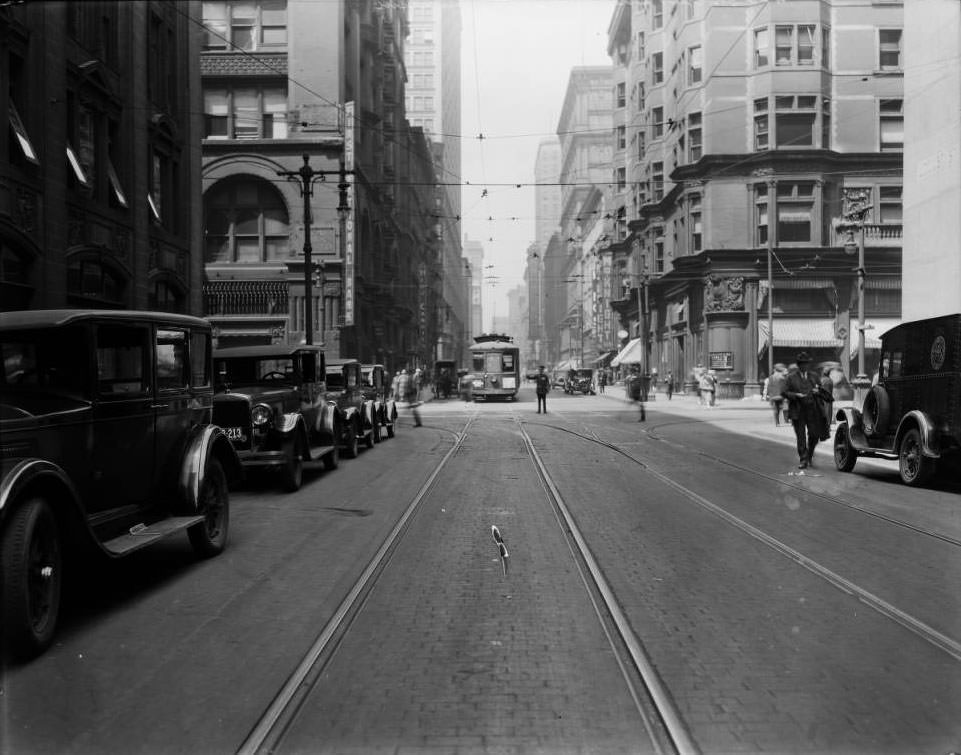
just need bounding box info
[462,235,484,340]
[607,0,903,395]
[406,1,467,363]
[1,1,204,313]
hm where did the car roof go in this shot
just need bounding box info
[214,344,324,359]
[0,309,210,331]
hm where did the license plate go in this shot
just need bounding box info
[224,427,247,442]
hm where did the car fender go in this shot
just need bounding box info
[179,426,242,511]
[384,398,397,422]
[835,406,874,451]
[894,411,941,458]
[0,458,84,529]
[277,411,303,435]
[363,400,376,428]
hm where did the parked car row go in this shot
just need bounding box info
[0,310,399,660]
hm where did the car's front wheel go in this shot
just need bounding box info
[343,422,359,458]
[833,422,858,472]
[188,460,229,557]
[899,427,936,487]
[280,438,304,492]
[1,497,63,659]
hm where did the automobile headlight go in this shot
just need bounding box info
[251,403,273,427]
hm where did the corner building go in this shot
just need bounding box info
[201,0,440,369]
[607,0,903,397]
[1,1,204,313]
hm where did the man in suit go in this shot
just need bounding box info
[781,351,822,469]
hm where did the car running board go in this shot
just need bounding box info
[103,516,205,556]
[305,444,337,464]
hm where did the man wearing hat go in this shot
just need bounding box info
[781,352,823,468]
[534,365,551,413]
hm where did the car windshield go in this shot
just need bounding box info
[326,370,346,389]
[216,357,297,385]
[1,326,90,398]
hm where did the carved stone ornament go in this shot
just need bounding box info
[704,275,745,312]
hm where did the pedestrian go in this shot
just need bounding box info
[390,370,400,401]
[698,368,714,407]
[693,363,706,405]
[765,363,788,427]
[534,365,550,413]
[628,366,646,421]
[598,369,607,394]
[665,370,673,400]
[412,367,423,401]
[781,352,822,469]
[818,365,835,440]
[396,368,421,427]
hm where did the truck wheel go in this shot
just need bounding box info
[188,460,229,557]
[280,440,304,492]
[833,422,858,472]
[899,428,936,487]
[1,498,62,659]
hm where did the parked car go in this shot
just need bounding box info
[361,363,397,439]
[834,313,961,486]
[325,359,377,455]
[213,345,340,492]
[0,310,241,658]
[565,368,596,395]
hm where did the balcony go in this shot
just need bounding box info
[832,222,903,247]
[204,279,289,317]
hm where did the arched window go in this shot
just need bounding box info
[149,279,186,313]
[66,255,127,308]
[204,177,289,263]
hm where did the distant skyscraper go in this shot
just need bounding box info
[463,235,484,339]
[535,138,562,248]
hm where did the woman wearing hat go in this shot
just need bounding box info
[781,352,823,469]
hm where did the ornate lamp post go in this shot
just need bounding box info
[838,187,873,405]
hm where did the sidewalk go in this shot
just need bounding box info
[597,386,895,473]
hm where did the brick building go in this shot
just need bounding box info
[1,1,204,313]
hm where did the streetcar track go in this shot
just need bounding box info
[521,417,961,664]
[514,415,698,755]
[237,415,477,754]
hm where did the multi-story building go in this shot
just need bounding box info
[607,0,903,396]
[1,1,204,313]
[525,138,562,366]
[462,234,484,340]
[552,66,613,369]
[903,0,960,320]
[406,0,466,365]
[199,0,440,370]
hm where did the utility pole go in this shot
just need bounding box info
[278,154,351,346]
[839,187,872,405]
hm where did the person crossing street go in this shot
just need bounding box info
[534,365,551,413]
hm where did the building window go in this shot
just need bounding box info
[652,106,664,138]
[879,185,902,223]
[653,228,665,273]
[753,98,769,150]
[67,257,126,308]
[204,85,287,139]
[615,82,626,108]
[616,125,626,150]
[149,280,186,313]
[68,2,119,68]
[688,45,702,85]
[688,112,702,161]
[652,161,664,202]
[652,52,663,84]
[776,181,815,242]
[202,0,287,51]
[616,167,626,191]
[879,29,902,70]
[754,27,769,68]
[879,98,903,151]
[636,31,645,59]
[755,184,769,245]
[652,0,663,29]
[775,24,818,66]
[637,130,645,158]
[689,193,702,251]
[148,10,178,114]
[204,178,290,263]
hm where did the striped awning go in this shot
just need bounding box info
[758,319,841,354]
[611,338,642,366]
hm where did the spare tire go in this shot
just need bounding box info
[861,385,891,438]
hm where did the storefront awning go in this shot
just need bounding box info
[592,350,617,367]
[554,359,576,372]
[758,319,841,355]
[849,319,901,356]
[611,338,642,367]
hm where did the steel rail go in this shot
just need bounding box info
[529,419,961,665]
[516,419,701,755]
[236,415,476,755]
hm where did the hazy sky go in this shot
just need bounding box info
[460,0,615,329]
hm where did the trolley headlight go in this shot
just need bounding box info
[251,403,273,427]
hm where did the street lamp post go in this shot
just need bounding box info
[839,187,872,405]
[277,155,350,346]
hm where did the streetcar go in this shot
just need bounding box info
[467,333,520,401]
